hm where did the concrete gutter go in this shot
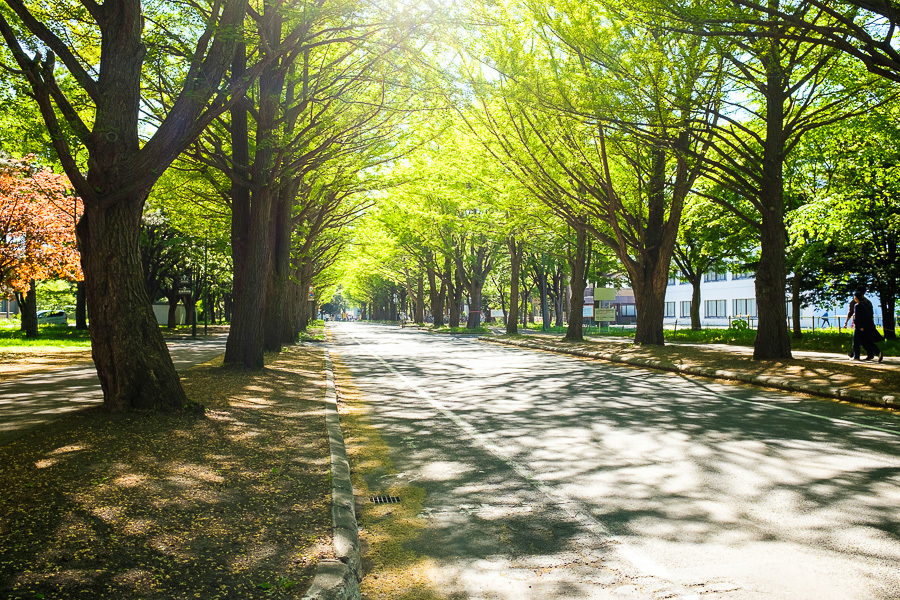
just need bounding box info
[483,337,899,410]
[302,350,362,600]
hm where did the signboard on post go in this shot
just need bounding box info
[308,286,315,301]
[582,305,594,318]
[177,275,192,295]
[594,307,616,321]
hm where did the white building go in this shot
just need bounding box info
[662,269,876,329]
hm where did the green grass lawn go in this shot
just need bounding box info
[596,324,898,356]
[0,321,91,350]
[432,325,491,334]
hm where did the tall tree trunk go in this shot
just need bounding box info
[185,295,197,331]
[426,260,444,326]
[448,257,460,327]
[78,200,186,411]
[553,266,565,327]
[16,280,37,338]
[564,229,589,342]
[295,261,314,332]
[226,188,273,367]
[506,235,522,335]
[754,218,791,358]
[690,276,702,330]
[791,274,803,339]
[466,283,484,329]
[632,275,667,345]
[753,35,792,360]
[539,262,550,329]
[629,144,679,346]
[881,293,896,341]
[75,281,87,329]
[874,274,897,340]
[224,42,274,368]
[416,272,425,324]
[263,185,295,351]
[223,293,233,323]
[166,291,179,329]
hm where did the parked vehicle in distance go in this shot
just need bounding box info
[36,310,68,325]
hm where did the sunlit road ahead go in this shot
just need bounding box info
[329,322,900,600]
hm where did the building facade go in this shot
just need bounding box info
[662,270,881,329]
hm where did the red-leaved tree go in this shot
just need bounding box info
[0,156,82,336]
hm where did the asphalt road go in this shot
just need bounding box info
[0,333,228,445]
[329,322,900,600]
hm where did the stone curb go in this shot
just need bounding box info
[481,337,899,410]
[302,350,362,600]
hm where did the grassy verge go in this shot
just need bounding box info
[0,324,92,351]
[590,325,898,356]
[430,325,490,334]
[0,345,333,600]
[330,354,445,600]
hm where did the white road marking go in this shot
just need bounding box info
[340,328,678,582]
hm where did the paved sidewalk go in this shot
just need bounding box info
[482,333,900,410]
[0,333,229,445]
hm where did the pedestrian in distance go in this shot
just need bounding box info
[821,311,830,327]
[849,287,884,362]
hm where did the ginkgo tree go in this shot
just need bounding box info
[0,156,82,337]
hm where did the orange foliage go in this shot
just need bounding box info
[0,157,83,293]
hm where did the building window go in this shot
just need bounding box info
[667,274,676,286]
[680,300,692,318]
[733,270,755,280]
[704,270,727,282]
[705,299,727,318]
[665,301,675,317]
[733,298,757,317]
[620,303,636,317]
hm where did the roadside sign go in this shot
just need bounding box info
[308,286,315,301]
[177,275,192,295]
[582,305,594,318]
[594,307,616,321]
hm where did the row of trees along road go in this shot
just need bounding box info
[4,0,900,412]
[0,0,438,411]
[347,0,900,358]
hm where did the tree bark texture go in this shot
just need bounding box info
[426,261,444,326]
[16,280,37,338]
[225,42,274,368]
[753,49,793,360]
[166,292,179,329]
[263,184,297,351]
[880,293,896,340]
[564,229,589,342]
[75,281,87,329]
[447,256,460,327]
[416,272,425,324]
[553,266,565,327]
[78,200,186,411]
[506,235,523,335]
[690,276,702,330]
[791,273,803,339]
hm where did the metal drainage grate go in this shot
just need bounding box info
[369,495,401,504]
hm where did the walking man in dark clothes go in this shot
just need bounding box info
[850,287,884,362]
